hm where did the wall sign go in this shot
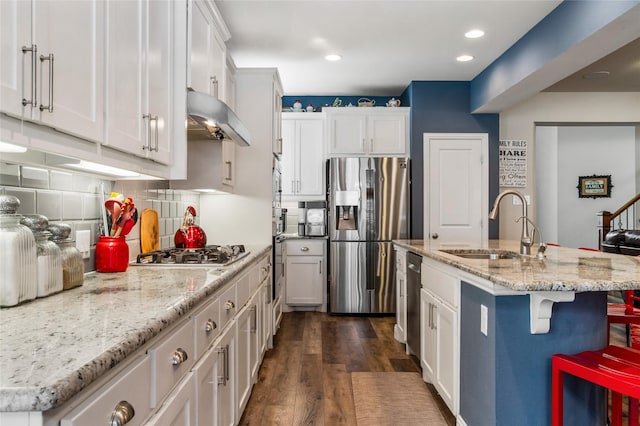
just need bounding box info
[577,174,613,198]
[499,140,527,187]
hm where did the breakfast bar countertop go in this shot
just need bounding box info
[393,239,640,292]
[0,244,270,413]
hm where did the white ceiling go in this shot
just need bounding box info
[216,0,563,96]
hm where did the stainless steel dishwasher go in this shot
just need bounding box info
[406,251,422,356]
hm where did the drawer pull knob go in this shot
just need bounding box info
[224,300,235,311]
[205,319,217,333]
[171,347,188,366]
[109,400,135,426]
[301,246,309,252]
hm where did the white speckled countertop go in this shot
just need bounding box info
[0,244,270,412]
[394,239,640,292]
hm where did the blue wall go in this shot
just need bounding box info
[402,81,499,239]
[470,0,640,111]
[460,282,608,425]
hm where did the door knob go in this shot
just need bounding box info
[431,233,439,239]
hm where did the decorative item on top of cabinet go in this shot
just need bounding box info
[284,239,326,310]
[325,106,409,156]
[0,0,103,143]
[281,112,326,199]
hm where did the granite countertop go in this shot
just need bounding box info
[394,239,640,292]
[0,244,270,413]
[280,232,328,240]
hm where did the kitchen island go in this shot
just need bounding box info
[0,244,271,425]
[393,239,640,426]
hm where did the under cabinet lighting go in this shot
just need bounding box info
[0,142,27,153]
[64,160,142,177]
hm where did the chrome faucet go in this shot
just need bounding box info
[517,216,547,259]
[488,190,533,255]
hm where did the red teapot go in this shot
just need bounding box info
[174,206,207,248]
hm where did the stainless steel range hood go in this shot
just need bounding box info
[187,89,250,146]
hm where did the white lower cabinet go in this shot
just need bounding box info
[44,253,273,426]
[420,260,460,416]
[145,373,196,426]
[216,322,236,426]
[236,302,253,417]
[60,355,151,426]
[394,247,407,343]
[284,239,325,308]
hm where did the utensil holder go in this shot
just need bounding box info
[96,236,129,272]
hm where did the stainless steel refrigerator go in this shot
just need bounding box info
[328,157,409,314]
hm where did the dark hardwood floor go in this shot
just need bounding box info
[239,312,455,426]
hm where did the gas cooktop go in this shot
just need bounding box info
[133,245,249,267]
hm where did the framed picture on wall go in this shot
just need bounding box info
[577,175,613,198]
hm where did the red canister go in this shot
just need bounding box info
[96,236,129,272]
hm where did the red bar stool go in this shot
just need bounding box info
[608,291,640,346]
[552,345,640,426]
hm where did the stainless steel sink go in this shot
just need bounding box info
[439,249,521,260]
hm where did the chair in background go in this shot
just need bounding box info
[608,290,640,346]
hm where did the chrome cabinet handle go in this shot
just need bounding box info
[211,76,218,98]
[217,344,229,385]
[142,114,151,151]
[39,53,54,112]
[224,161,232,181]
[319,260,322,274]
[250,305,257,333]
[109,400,135,426]
[205,318,217,333]
[21,44,37,108]
[300,247,309,252]
[170,347,188,366]
[151,115,159,152]
[224,300,235,311]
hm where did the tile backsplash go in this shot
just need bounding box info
[1,162,200,272]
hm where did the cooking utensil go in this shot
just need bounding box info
[120,208,138,237]
[113,203,135,237]
[140,208,159,253]
[104,197,122,236]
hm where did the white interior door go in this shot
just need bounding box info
[424,133,488,243]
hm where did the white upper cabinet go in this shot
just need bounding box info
[189,0,227,98]
[326,107,409,156]
[104,0,173,165]
[281,113,325,199]
[0,0,104,143]
[0,0,32,119]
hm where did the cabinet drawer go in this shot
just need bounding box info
[194,298,220,359]
[219,281,237,331]
[258,255,271,286]
[149,320,196,408]
[286,239,324,256]
[237,269,252,311]
[61,355,150,426]
[421,263,459,308]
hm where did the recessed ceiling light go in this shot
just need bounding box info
[325,54,342,62]
[465,29,485,39]
[456,55,474,62]
[582,71,610,79]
